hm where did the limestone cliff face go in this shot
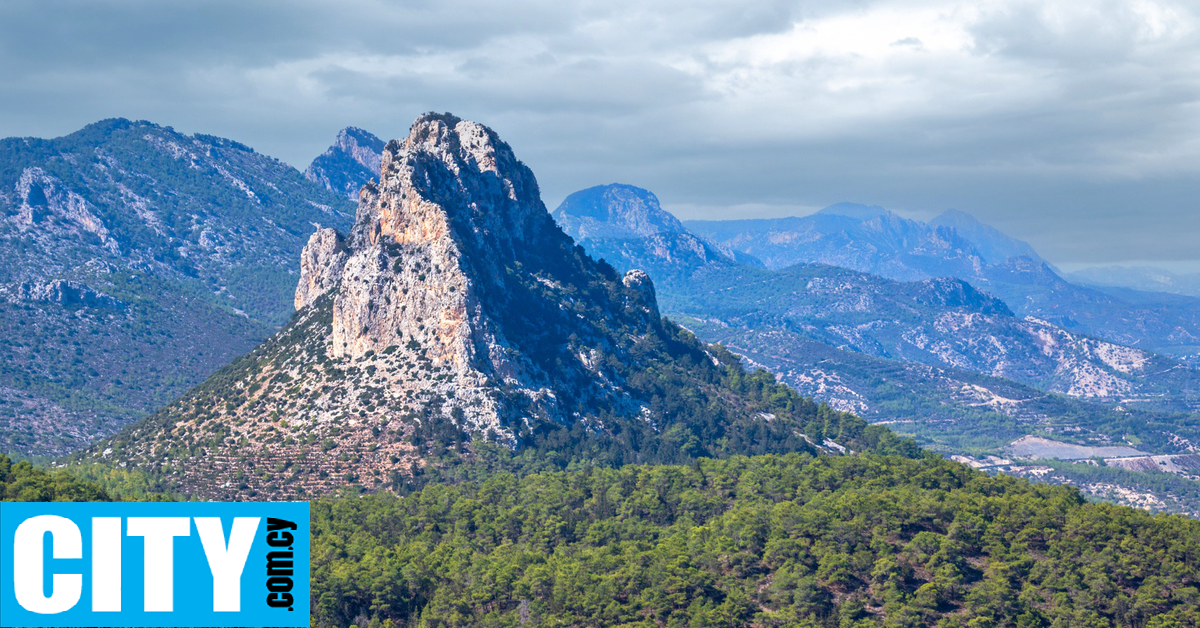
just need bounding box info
[91,115,895,498]
[295,228,347,310]
[294,114,594,434]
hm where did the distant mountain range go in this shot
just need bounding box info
[0,119,355,454]
[686,205,1200,362]
[553,184,1200,458]
[88,115,907,499]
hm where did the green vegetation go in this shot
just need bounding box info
[10,451,1200,627]
[310,454,1200,628]
[1007,460,1200,517]
[0,454,111,501]
[0,118,354,455]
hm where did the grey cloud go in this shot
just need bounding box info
[0,0,1198,269]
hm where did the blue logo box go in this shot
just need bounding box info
[0,502,310,627]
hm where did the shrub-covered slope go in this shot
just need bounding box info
[0,119,355,454]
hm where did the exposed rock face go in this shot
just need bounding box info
[622,269,658,313]
[16,167,112,245]
[10,279,123,309]
[295,228,347,310]
[99,113,874,498]
[306,114,601,434]
[305,127,386,199]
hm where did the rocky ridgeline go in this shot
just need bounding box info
[0,118,354,455]
[297,114,657,435]
[92,113,888,498]
[304,127,386,200]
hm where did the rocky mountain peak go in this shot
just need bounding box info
[356,113,552,256]
[549,183,758,281]
[552,184,686,241]
[290,113,676,437]
[95,113,895,498]
[332,127,384,172]
[305,126,386,199]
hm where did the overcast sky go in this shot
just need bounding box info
[2,0,1199,270]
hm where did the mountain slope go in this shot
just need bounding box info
[304,127,385,200]
[555,185,1200,472]
[0,119,355,454]
[929,208,1047,266]
[551,184,759,283]
[91,114,913,499]
[668,263,1200,410]
[687,208,1200,362]
[556,186,1200,414]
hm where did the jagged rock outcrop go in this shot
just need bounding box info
[94,113,906,498]
[16,167,112,245]
[9,280,123,309]
[622,269,658,313]
[306,114,611,434]
[305,127,386,199]
[295,228,348,310]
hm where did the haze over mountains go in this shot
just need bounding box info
[1070,265,1200,298]
[687,207,1200,363]
[551,185,1200,485]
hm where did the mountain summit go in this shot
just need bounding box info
[929,208,1046,266]
[552,184,686,240]
[552,183,760,281]
[96,114,905,498]
[304,127,386,199]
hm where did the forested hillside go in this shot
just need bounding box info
[310,454,1200,628]
[8,452,1200,627]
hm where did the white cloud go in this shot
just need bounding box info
[1,0,1199,265]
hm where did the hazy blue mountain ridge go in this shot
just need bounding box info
[555,184,1200,462]
[687,205,1200,362]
